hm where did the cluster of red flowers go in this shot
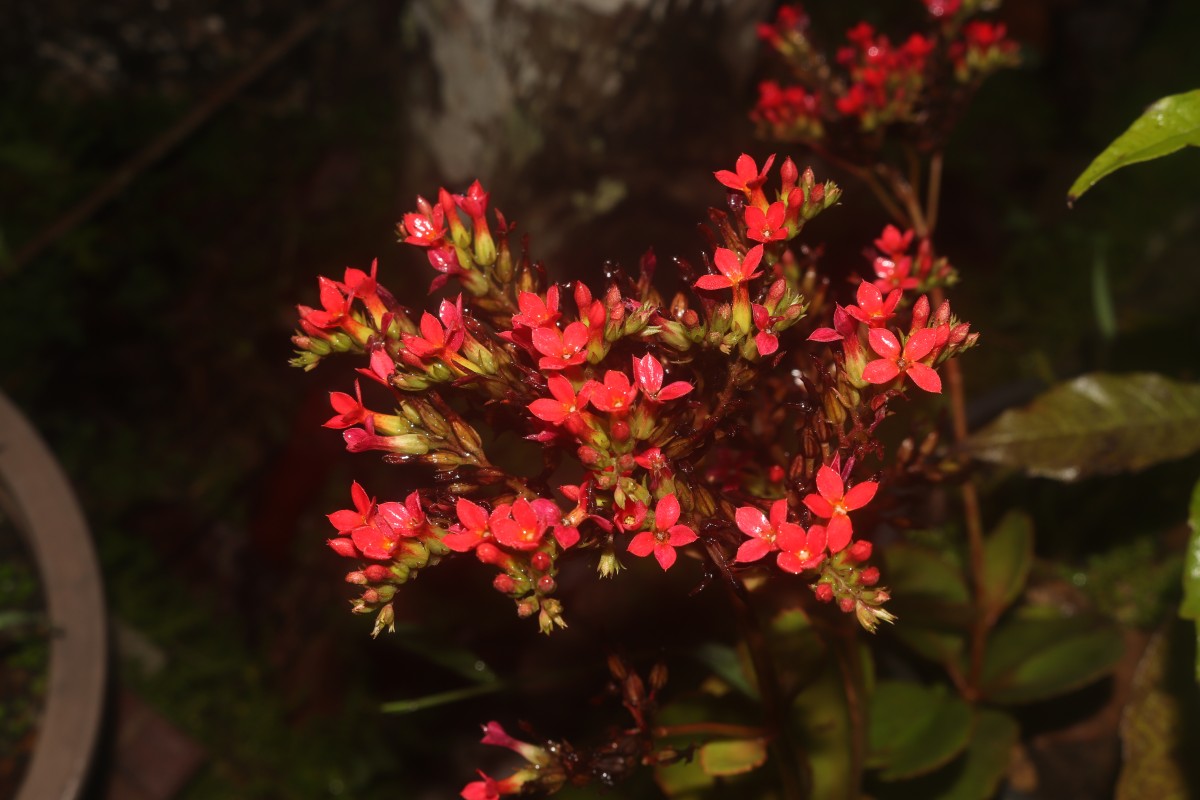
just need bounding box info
[752,1,1018,142]
[293,151,976,645]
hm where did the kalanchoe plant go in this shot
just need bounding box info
[292,146,977,795]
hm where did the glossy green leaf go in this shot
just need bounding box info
[1068,89,1200,204]
[867,680,974,781]
[980,615,1124,705]
[874,709,1019,800]
[1180,475,1200,680]
[699,738,769,777]
[981,512,1034,619]
[884,545,972,663]
[966,373,1200,480]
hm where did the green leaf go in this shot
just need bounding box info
[1068,89,1200,204]
[1115,627,1190,800]
[981,512,1034,619]
[874,710,1019,800]
[884,545,972,663]
[792,651,854,800]
[699,738,769,777]
[965,373,1200,480]
[693,642,757,699]
[655,756,714,798]
[979,615,1124,705]
[1180,475,1200,680]
[867,681,974,781]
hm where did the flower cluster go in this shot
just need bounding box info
[752,1,1018,143]
[292,153,975,642]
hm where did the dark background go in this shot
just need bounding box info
[2,0,1199,797]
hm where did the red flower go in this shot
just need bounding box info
[745,201,788,243]
[327,481,374,536]
[402,297,466,362]
[632,354,692,402]
[613,499,648,534]
[872,255,919,293]
[776,524,828,573]
[627,494,697,571]
[845,281,901,328]
[874,224,914,258]
[734,499,800,563]
[443,497,494,552]
[324,380,370,429]
[528,375,594,432]
[802,465,878,553]
[491,498,558,551]
[694,245,765,292]
[401,201,446,247]
[531,322,589,370]
[511,288,561,329]
[588,370,639,414]
[713,153,776,197]
[376,491,427,539]
[752,304,779,356]
[862,327,942,393]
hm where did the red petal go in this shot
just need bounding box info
[694,274,732,291]
[546,374,576,404]
[528,398,566,423]
[904,327,940,361]
[418,312,444,346]
[862,359,901,385]
[815,465,844,502]
[656,381,693,401]
[867,327,901,359]
[803,494,835,519]
[843,480,878,511]
[808,327,843,342]
[806,524,828,554]
[735,506,768,538]
[775,522,806,552]
[531,326,563,357]
[627,532,656,557]
[653,544,678,571]
[907,362,943,393]
[667,525,698,546]
[457,498,489,531]
[735,538,773,563]
[755,332,779,356]
[826,516,852,553]
[856,280,883,310]
[553,525,580,549]
[713,248,741,279]
[741,244,765,279]
[768,499,789,531]
[655,494,681,530]
[634,353,663,394]
[714,169,744,191]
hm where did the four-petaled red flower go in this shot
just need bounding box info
[531,321,589,370]
[403,297,465,362]
[528,375,594,432]
[352,490,426,559]
[745,201,788,243]
[714,153,776,197]
[874,224,914,259]
[694,245,765,292]
[491,498,558,551]
[803,465,878,553]
[324,380,370,429]
[588,370,639,414]
[846,281,901,328]
[734,499,800,563]
[443,497,494,552]
[862,327,942,393]
[776,524,828,573]
[632,354,692,402]
[627,494,698,571]
[401,202,446,247]
[327,481,374,536]
[511,288,561,329]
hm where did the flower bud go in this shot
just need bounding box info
[910,295,930,332]
[537,575,557,594]
[371,603,395,637]
[780,157,799,194]
[364,565,390,582]
[476,542,502,565]
[813,582,834,603]
[838,596,856,613]
[848,539,873,563]
[531,551,552,572]
[860,566,880,586]
[933,299,952,327]
[345,570,368,584]
[493,573,516,593]
[328,537,358,558]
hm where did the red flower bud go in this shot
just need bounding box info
[345,570,367,584]
[476,542,502,565]
[327,537,359,558]
[780,157,799,193]
[848,540,873,563]
[537,575,557,594]
[814,583,834,603]
[531,551,552,572]
[838,596,856,613]
[493,573,516,593]
[363,565,390,582]
[860,566,880,586]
